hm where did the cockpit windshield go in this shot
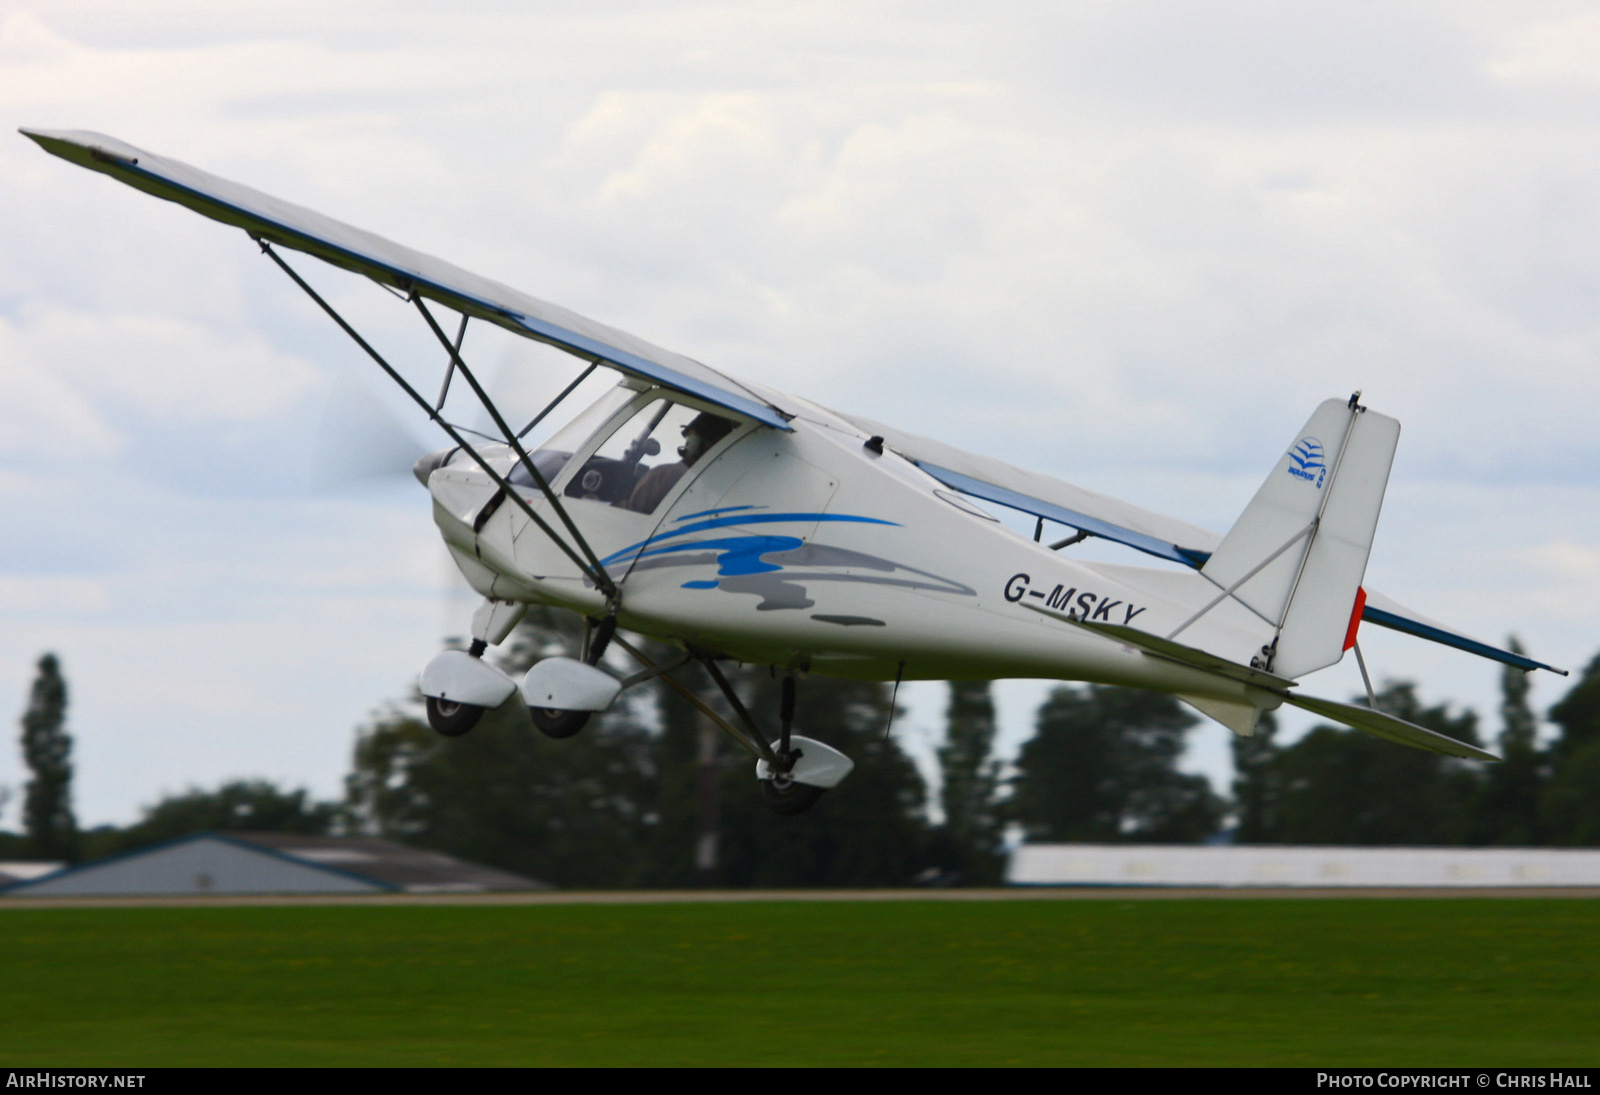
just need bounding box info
[509,384,635,489]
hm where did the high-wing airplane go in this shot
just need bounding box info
[23,128,1567,815]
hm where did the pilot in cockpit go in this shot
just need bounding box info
[623,411,736,513]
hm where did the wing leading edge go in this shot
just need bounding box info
[20,128,791,431]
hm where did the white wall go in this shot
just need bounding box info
[1010,844,1600,888]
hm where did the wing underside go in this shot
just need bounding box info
[20,127,791,431]
[843,415,1222,567]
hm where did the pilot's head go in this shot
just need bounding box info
[679,412,735,466]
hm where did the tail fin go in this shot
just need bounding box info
[1201,395,1400,679]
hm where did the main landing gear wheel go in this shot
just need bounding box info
[530,707,591,739]
[426,696,484,738]
[760,775,826,816]
[527,614,616,739]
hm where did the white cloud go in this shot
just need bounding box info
[15,305,321,422]
[1489,13,1600,84]
[0,318,118,455]
[1527,538,1600,579]
[0,576,108,612]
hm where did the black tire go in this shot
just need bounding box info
[760,778,826,816]
[426,696,484,738]
[530,707,591,739]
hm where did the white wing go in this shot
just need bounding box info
[21,128,791,430]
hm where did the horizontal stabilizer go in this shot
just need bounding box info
[1027,605,1295,692]
[1284,693,1499,762]
[20,128,791,431]
[1039,605,1497,760]
[1362,591,1566,676]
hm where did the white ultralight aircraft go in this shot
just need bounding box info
[24,128,1566,815]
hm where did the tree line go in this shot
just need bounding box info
[9,623,1600,886]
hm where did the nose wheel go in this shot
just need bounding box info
[752,674,853,816]
[764,674,817,815]
[760,775,825,816]
[695,662,857,817]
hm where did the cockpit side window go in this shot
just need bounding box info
[565,397,737,513]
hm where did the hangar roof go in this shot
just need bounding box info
[1,833,546,898]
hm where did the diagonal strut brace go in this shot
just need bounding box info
[609,635,777,764]
[255,238,618,600]
[411,294,612,590]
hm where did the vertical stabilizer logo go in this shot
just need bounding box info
[1286,437,1326,488]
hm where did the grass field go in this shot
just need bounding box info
[2,896,1598,1066]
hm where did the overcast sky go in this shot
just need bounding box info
[4,1,1600,827]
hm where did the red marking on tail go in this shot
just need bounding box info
[1343,586,1367,652]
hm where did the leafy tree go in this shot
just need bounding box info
[19,653,76,861]
[1540,739,1600,846]
[1261,681,1483,845]
[928,680,1004,884]
[646,664,930,888]
[1229,710,1282,843]
[1540,652,1600,845]
[638,655,733,887]
[1547,652,1600,763]
[1469,638,1547,845]
[1011,685,1223,843]
[1500,638,1539,751]
[345,696,659,887]
[0,828,29,859]
[112,780,338,853]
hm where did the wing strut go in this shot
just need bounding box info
[518,363,597,439]
[609,635,777,763]
[432,313,468,412]
[410,295,614,590]
[698,654,781,763]
[255,239,619,601]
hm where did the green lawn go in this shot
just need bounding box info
[1,897,1596,1066]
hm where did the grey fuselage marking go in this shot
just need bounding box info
[625,542,977,611]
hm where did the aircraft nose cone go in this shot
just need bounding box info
[413,447,457,486]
